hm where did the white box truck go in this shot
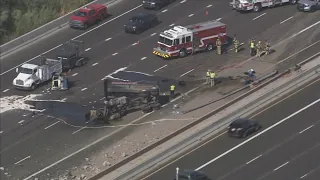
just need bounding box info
[13,58,62,90]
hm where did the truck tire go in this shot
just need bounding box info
[141,105,153,113]
[310,6,316,12]
[31,84,36,90]
[83,24,88,30]
[179,49,187,58]
[253,3,261,12]
[206,43,214,51]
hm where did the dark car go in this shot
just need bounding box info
[142,0,175,10]
[297,0,320,12]
[227,118,261,138]
[174,170,209,180]
[124,13,159,34]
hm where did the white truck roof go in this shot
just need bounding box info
[21,63,38,69]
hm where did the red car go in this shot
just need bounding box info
[69,4,107,30]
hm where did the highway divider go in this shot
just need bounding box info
[87,69,288,180]
[0,0,117,57]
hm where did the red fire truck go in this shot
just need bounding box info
[153,20,227,59]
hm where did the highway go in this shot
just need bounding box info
[142,78,320,180]
[0,0,320,179]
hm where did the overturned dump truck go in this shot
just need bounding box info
[87,79,162,123]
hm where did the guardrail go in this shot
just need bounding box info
[0,0,116,57]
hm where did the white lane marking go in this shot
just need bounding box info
[15,156,31,165]
[180,0,186,3]
[44,121,60,130]
[207,4,212,7]
[180,69,194,77]
[100,97,105,101]
[61,98,67,102]
[72,127,86,134]
[195,98,320,171]
[2,89,9,92]
[299,125,314,134]
[105,37,112,41]
[18,120,25,124]
[132,42,138,46]
[169,23,175,27]
[0,5,143,77]
[253,13,266,20]
[0,131,3,134]
[84,48,91,52]
[92,62,98,66]
[162,9,168,13]
[151,33,157,36]
[141,57,147,60]
[300,174,308,178]
[154,64,168,72]
[216,18,222,21]
[291,21,320,38]
[112,52,118,56]
[246,155,262,164]
[81,88,87,91]
[188,14,194,17]
[274,161,289,171]
[72,73,78,77]
[280,16,293,24]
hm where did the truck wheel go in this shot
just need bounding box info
[83,24,88,30]
[179,49,187,58]
[310,6,316,12]
[206,43,214,51]
[31,84,36,90]
[141,105,153,113]
[253,3,261,12]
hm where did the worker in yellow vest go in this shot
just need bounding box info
[206,69,211,84]
[249,38,255,56]
[256,41,262,57]
[210,71,216,87]
[170,84,175,98]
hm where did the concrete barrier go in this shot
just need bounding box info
[0,0,117,57]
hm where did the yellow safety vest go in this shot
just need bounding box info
[210,72,216,78]
[206,72,210,77]
[170,85,175,91]
[250,42,255,48]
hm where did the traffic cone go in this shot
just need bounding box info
[205,11,208,16]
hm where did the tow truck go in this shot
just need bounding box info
[230,0,298,12]
[69,4,107,29]
[153,20,227,59]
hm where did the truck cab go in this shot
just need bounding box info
[13,64,40,90]
[69,4,107,29]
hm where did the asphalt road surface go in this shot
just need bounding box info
[0,0,320,179]
[142,78,320,180]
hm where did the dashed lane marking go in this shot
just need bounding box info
[162,9,168,13]
[15,156,31,165]
[274,161,289,171]
[105,37,112,41]
[180,0,186,3]
[84,48,91,52]
[188,14,194,17]
[92,63,98,66]
[253,13,266,20]
[132,42,138,46]
[299,125,314,134]
[280,16,293,24]
[169,23,175,26]
[18,120,25,124]
[72,127,86,134]
[61,98,67,102]
[112,52,118,56]
[141,57,147,60]
[180,69,194,77]
[207,4,212,7]
[0,131,3,134]
[2,89,9,92]
[246,155,262,164]
[81,88,87,91]
[216,17,222,21]
[154,64,168,72]
[72,73,78,76]
[151,33,157,36]
[45,121,60,130]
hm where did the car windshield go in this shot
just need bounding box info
[231,120,248,128]
[74,11,87,17]
[18,67,33,74]
[159,36,173,46]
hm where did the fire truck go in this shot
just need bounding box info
[230,0,298,12]
[153,20,227,59]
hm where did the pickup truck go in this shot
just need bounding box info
[69,4,107,29]
[297,0,319,11]
[13,58,62,90]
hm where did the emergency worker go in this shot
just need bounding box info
[256,41,262,57]
[249,38,256,56]
[210,71,216,87]
[206,69,211,84]
[170,84,175,98]
[216,37,222,55]
[264,40,271,55]
[233,35,240,53]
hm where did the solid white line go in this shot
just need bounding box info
[2,89,9,92]
[169,24,175,27]
[84,48,91,52]
[44,121,60,130]
[72,73,78,76]
[253,13,266,20]
[280,16,293,24]
[188,14,194,17]
[246,155,262,164]
[112,52,118,56]
[300,174,308,178]
[162,9,168,13]
[151,33,157,36]
[81,88,87,91]
[141,57,147,60]
[154,65,168,72]
[180,0,186,3]
[299,125,314,134]
[15,156,31,165]
[92,62,98,66]
[180,69,194,77]
[207,4,212,7]
[105,37,112,41]
[0,5,143,77]
[72,127,86,134]
[291,21,320,38]
[18,120,25,124]
[195,98,320,171]
[274,161,289,171]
